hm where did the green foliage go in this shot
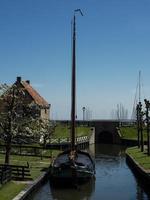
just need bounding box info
[52,123,91,139]
[127,146,150,170]
[120,126,147,141]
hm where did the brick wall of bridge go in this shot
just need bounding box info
[92,120,121,144]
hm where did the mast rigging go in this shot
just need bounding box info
[71,9,83,150]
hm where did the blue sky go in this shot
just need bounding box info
[0,0,150,119]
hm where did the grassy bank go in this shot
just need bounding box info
[0,182,26,200]
[126,146,150,170]
[0,150,61,179]
[0,123,89,199]
[120,126,147,141]
[52,124,91,139]
[0,150,61,200]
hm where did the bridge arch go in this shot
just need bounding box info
[93,120,121,144]
[98,131,114,144]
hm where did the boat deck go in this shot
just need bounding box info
[53,150,95,171]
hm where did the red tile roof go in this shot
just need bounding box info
[21,81,49,107]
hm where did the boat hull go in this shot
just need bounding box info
[50,170,94,186]
[50,150,95,185]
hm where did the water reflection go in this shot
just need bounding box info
[31,144,150,200]
[134,176,150,200]
[136,183,145,200]
[95,143,126,157]
[50,179,95,200]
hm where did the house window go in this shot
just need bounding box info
[45,109,47,114]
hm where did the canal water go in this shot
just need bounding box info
[31,144,150,200]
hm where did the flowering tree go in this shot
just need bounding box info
[0,84,40,164]
[30,119,55,147]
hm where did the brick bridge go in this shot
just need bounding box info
[90,120,121,144]
[56,120,123,144]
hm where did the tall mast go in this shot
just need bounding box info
[71,9,83,150]
[71,14,76,150]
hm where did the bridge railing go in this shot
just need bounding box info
[49,135,89,144]
[76,136,89,143]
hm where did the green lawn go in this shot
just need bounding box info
[120,126,147,141]
[0,154,46,200]
[0,149,62,180]
[126,146,150,170]
[0,123,90,200]
[0,150,62,200]
[52,124,91,139]
[0,181,26,200]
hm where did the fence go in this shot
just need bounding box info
[0,135,90,156]
[46,135,89,150]
[0,163,32,181]
[0,144,43,157]
[0,165,12,185]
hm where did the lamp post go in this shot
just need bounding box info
[82,107,86,121]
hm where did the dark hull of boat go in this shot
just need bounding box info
[50,178,94,187]
[50,174,94,186]
[50,150,95,185]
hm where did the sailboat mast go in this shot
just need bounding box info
[71,10,83,151]
[71,15,76,150]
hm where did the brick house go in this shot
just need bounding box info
[0,77,51,144]
[0,77,50,120]
[14,77,51,120]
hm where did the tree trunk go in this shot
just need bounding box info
[5,117,12,164]
[140,127,144,152]
[5,142,11,164]
[137,120,140,148]
[148,133,150,156]
[136,104,140,148]
[43,137,47,148]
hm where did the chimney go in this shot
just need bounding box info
[26,80,30,84]
[16,76,21,83]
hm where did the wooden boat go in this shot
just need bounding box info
[51,149,95,184]
[50,9,95,185]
